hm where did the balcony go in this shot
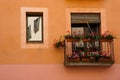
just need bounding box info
[64,39,114,66]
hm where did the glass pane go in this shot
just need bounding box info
[26,13,43,42]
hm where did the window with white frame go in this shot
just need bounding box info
[21,7,48,48]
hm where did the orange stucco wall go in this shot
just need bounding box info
[0,0,120,80]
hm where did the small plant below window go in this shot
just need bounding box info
[53,36,65,48]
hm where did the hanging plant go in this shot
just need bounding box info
[53,36,65,48]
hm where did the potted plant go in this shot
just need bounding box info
[66,52,80,62]
[53,30,115,48]
[53,36,65,48]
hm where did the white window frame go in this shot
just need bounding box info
[21,7,48,48]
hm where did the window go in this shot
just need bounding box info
[71,13,101,57]
[21,7,48,48]
[26,12,43,42]
[71,13,100,35]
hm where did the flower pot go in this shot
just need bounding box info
[66,39,79,42]
[100,39,113,42]
[81,58,90,62]
[82,39,95,42]
[98,58,111,63]
[66,58,80,62]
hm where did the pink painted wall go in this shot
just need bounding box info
[0,64,120,80]
[0,0,120,80]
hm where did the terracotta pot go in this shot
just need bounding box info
[82,39,95,42]
[66,39,79,42]
[100,39,113,42]
[66,58,80,62]
[81,58,90,62]
[98,58,111,62]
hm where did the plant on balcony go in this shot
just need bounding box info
[66,52,80,62]
[53,30,115,48]
[64,30,83,42]
[53,36,65,48]
[100,31,115,40]
[64,30,115,41]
